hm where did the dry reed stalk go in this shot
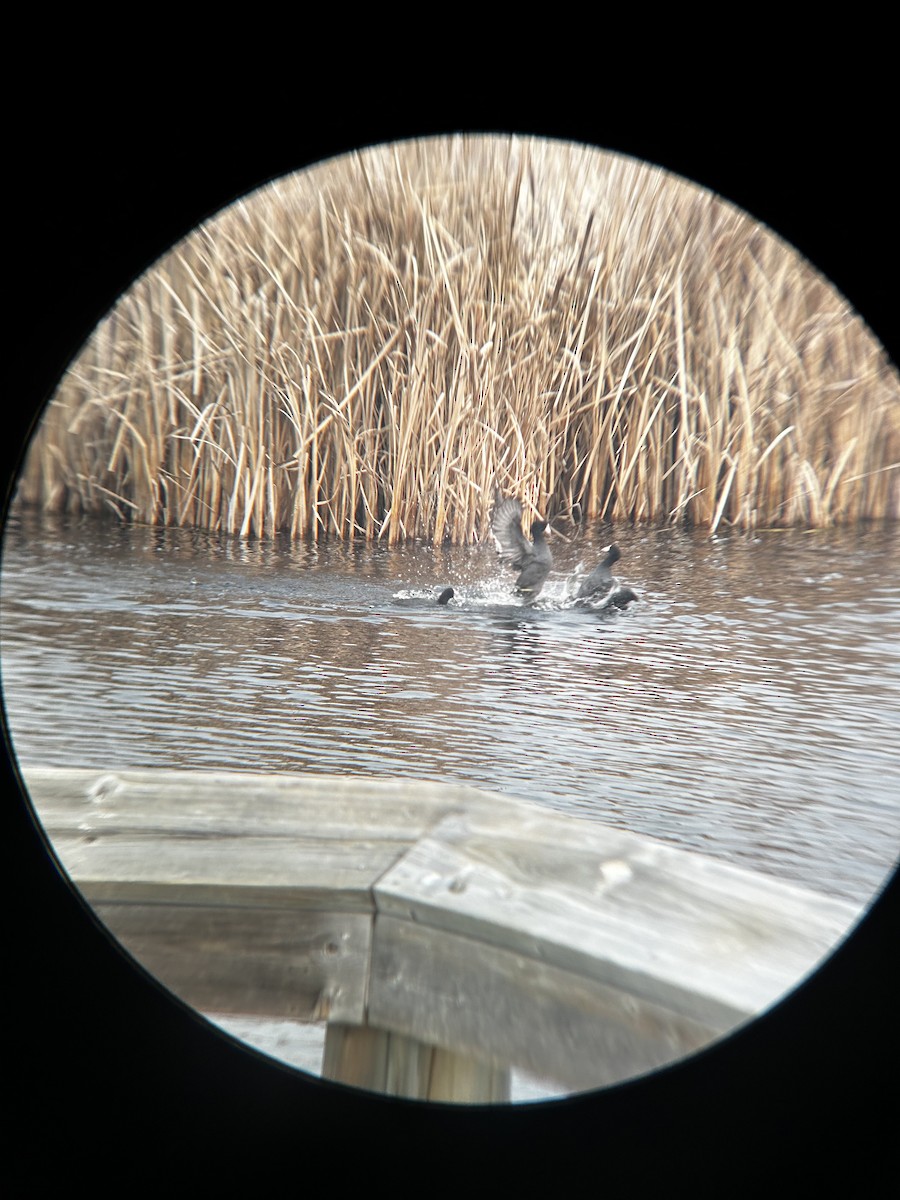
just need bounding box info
[15,136,900,541]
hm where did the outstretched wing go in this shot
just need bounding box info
[490,495,534,570]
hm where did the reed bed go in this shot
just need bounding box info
[17,135,900,541]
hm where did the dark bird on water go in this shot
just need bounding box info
[609,585,638,609]
[490,494,553,599]
[605,584,638,610]
[576,543,622,599]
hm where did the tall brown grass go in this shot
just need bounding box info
[16,135,900,541]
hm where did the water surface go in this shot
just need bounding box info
[2,508,898,906]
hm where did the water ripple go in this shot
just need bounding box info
[2,511,899,904]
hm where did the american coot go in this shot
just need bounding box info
[603,584,638,610]
[576,543,622,599]
[490,494,553,599]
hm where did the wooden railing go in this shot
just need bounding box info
[23,766,863,1103]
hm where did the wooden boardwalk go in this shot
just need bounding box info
[24,766,863,1103]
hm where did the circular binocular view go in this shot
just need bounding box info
[3,134,898,1105]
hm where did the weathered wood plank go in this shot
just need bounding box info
[49,831,404,910]
[94,904,370,1023]
[367,914,716,1090]
[24,765,507,841]
[18,765,866,1099]
[321,1022,511,1103]
[373,811,862,1030]
[25,766,514,909]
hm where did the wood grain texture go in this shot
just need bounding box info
[24,765,507,839]
[322,1021,511,1102]
[373,811,862,1029]
[19,765,865,1097]
[367,914,716,1089]
[95,904,371,1022]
